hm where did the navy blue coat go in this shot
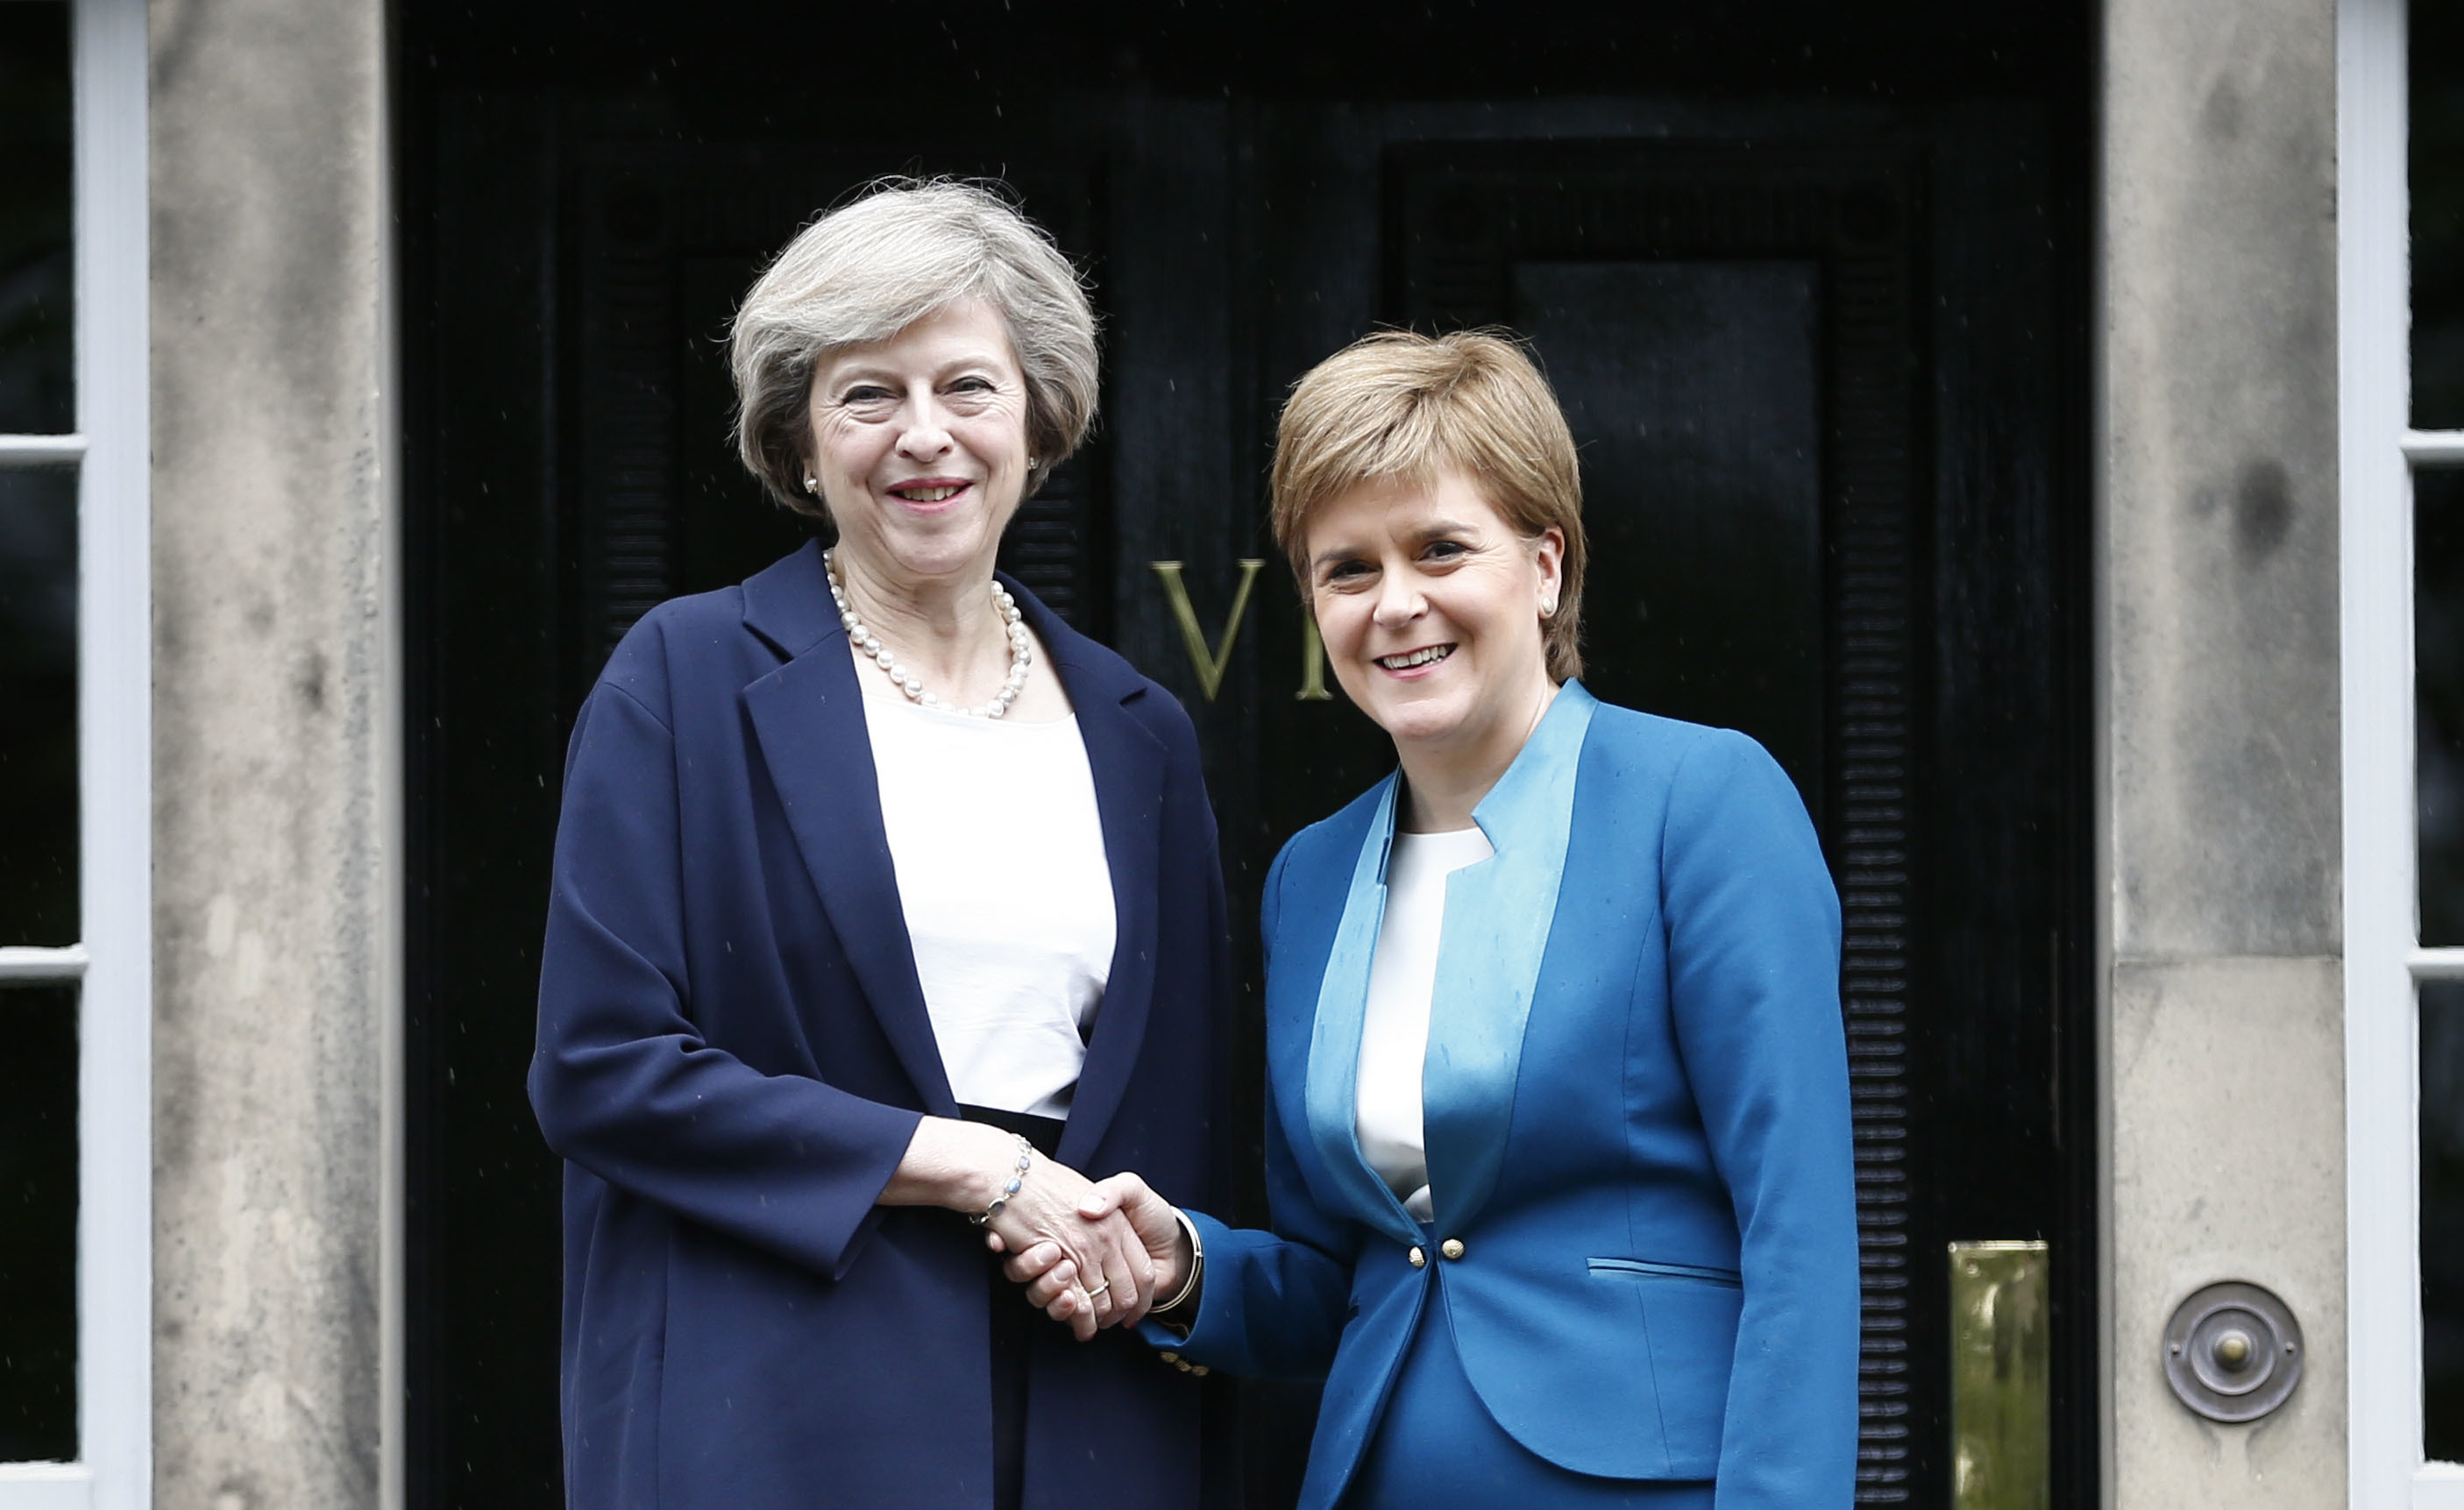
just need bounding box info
[531,542,1228,1510]
[1159,684,1859,1509]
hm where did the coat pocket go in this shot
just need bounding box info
[1587,1257,1745,1474]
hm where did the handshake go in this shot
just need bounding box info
[980,1157,1195,1343]
[893,1116,1200,1341]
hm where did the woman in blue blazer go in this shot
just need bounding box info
[1014,330,1859,1508]
[530,183,1225,1510]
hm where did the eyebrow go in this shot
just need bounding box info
[824,353,1010,387]
[1310,516,1480,571]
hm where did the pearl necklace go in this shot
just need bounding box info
[825,550,1033,719]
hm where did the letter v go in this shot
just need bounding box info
[1148,558,1265,702]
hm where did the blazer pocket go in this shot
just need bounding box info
[1587,1257,1745,1475]
[1587,1257,1742,1287]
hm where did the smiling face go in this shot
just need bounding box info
[805,297,1033,590]
[1305,469,1565,762]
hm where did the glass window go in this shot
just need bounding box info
[0,2,73,436]
[2,0,87,1475]
[0,464,78,946]
[0,982,77,1462]
[2418,0,2464,429]
[2420,468,2464,944]
[2354,0,2464,1490]
[2427,980,2464,1462]
[2417,1,2464,1475]
[0,0,146,1491]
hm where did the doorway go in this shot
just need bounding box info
[399,5,2095,1504]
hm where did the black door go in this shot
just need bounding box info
[401,6,2093,1506]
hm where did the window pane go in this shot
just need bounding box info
[2431,982,2464,1460]
[2421,2,2464,428]
[2423,470,2464,942]
[0,983,76,1462]
[0,3,73,435]
[0,464,75,946]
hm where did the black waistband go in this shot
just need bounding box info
[957,1102,1066,1159]
[955,1103,1067,1510]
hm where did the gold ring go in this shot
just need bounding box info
[1084,1280,1111,1299]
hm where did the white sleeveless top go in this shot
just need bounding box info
[863,690,1117,1119]
[1355,825,1495,1223]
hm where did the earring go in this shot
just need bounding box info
[803,476,819,493]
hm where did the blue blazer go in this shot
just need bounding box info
[1161,684,1858,1510]
[530,542,1228,1510]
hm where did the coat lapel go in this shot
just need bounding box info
[735,543,1175,1158]
[1301,776,1427,1245]
[1027,591,1168,1169]
[1422,681,1596,1233]
[738,542,960,1117]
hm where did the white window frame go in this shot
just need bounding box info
[2347,0,2464,1506]
[0,0,149,1506]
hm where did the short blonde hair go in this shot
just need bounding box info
[1269,329,1588,681]
[730,179,1099,515]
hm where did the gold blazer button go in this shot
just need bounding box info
[1440,1238,1466,1261]
[1408,1245,1427,1268]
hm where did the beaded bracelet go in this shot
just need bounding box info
[969,1135,1035,1226]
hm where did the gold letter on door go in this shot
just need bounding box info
[1149,559,1265,702]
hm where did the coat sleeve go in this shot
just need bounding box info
[529,670,922,1280]
[1660,730,1860,1510]
[1145,843,1360,1379]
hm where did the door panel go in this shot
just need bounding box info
[1512,259,1825,808]
[402,10,2091,1506]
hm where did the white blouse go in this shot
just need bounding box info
[862,685,1117,1120]
[1355,825,1495,1223]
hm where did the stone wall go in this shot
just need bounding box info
[2102,0,2346,1501]
[148,0,395,1504]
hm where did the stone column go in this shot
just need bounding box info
[2102,0,2344,1503]
[149,0,397,1504]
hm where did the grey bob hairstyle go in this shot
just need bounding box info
[730,179,1100,514]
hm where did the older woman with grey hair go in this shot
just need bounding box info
[531,180,1229,1510]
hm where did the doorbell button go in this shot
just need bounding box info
[2162,1280,2303,1422]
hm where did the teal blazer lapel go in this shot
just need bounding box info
[1424,682,1597,1234]
[1301,776,1425,1245]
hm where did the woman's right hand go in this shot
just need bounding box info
[1002,1173,1192,1332]
[979,1156,1157,1339]
[881,1118,1154,1340]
